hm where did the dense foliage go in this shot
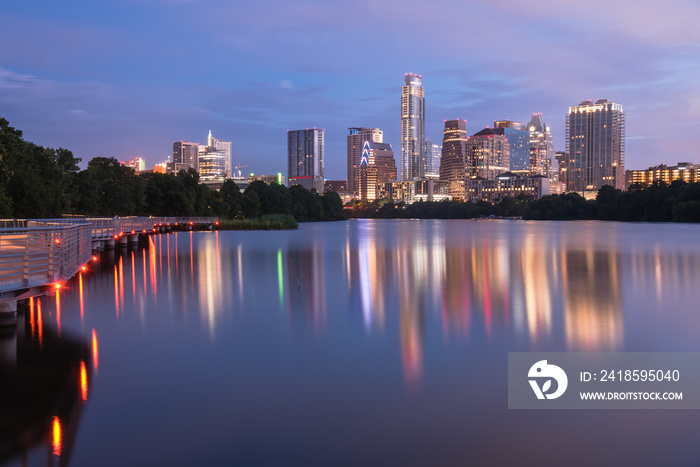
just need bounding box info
[0,118,345,222]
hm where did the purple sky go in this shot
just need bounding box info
[2,0,700,179]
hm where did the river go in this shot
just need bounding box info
[3,219,700,466]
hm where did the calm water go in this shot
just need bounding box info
[4,219,700,466]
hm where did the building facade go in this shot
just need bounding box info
[438,119,468,200]
[493,121,529,173]
[208,130,233,178]
[347,127,383,197]
[359,141,397,201]
[527,114,554,177]
[121,157,146,172]
[172,141,199,173]
[566,99,626,193]
[625,163,700,188]
[467,128,510,180]
[288,128,325,192]
[425,138,442,178]
[400,73,425,181]
[377,179,449,204]
[467,172,550,203]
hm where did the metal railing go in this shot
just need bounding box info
[0,222,92,293]
[33,216,218,239]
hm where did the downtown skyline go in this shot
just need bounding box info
[2,0,700,180]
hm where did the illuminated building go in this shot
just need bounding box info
[555,151,570,191]
[153,163,167,174]
[359,141,397,201]
[467,128,510,180]
[625,162,700,188]
[425,138,442,178]
[467,172,550,202]
[207,130,232,178]
[288,128,324,192]
[527,114,554,177]
[494,120,530,173]
[377,179,449,204]
[248,173,286,185]
[121,157,145,172]
[172,141,199,172]
[400,73,425,181]
[438,119,468,200]
[347,127,383,197]
[324,180,347,193]
[566,99,626,193]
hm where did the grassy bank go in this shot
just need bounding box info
[217,214,299,230]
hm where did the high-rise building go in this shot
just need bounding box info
[467,128,510,180]
[288,128,324,192]
[625,162,700,189]
[400,73,425,181]
[566,99,626,192]
[347,127,383,197]
[207,130,232,178]
[425,138,442,178]
[527,114,554,176]
[438,120,468,200]
[359,141,397,201]
[172,141,199,172]
[493,120,530,173]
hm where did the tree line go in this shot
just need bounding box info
[0,118,345,221]
[349,181,700,222]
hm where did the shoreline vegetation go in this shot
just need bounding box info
[0,118,345,229]
[347,182,700,223]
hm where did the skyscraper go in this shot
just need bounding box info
[467,128,510,180]
[207,130,232,178]
[439,120,468,200]
[347,127,383,197]
[493,120,530,173]
[400,73,425,181]
[566,99,625,193]
[425,139,442,178]
[172,141,199,172]
[528,114,554,176]
[359,141,397,201]
[288,128,324,192]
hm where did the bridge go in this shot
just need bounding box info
[0,217,218,319]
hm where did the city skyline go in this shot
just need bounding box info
[1,1,700,179]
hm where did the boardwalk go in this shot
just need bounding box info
[0,216,217,305]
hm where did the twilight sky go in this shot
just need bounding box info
[2,0,700,179]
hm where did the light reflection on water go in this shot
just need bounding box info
[9,219,700,466]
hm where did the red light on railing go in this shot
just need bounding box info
[189,222,193,225]
[142,230,146,233]
[55,238,61,244]
[54,283,61,290]
[92,256,97,262]
[131,230,135,234]
[153,228,156,232]
[113,235,118,239]
[167,223,170,226]
[81,266,87,272]
[215,221,219,225]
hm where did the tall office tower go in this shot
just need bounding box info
[467,128,510,180]
[198,145,227,181]
[527,114,554,176]
[424,139,442,178]
[400,73,425,181]
[438,120,468,199]
[359,141,397,201]
[566,99,626,193]
[555,151,570,191]
[347,127,383,197]
[172,141,200,172]
[288,128,325,192]
[207,130,233,178]
[493,120,530,173]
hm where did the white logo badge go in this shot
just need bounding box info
[528,360,568,400]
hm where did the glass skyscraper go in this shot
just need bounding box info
[347,127,383,197]
[493,121,529,173]
[400,73,425,181]
[288,128,325,192]
[565,99,625,193]
[527,114,554,177]
[439,120,468,199]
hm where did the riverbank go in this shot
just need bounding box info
[216,214,299,230]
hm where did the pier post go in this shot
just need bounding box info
[104,238,115,250]
[128,234,139,248]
